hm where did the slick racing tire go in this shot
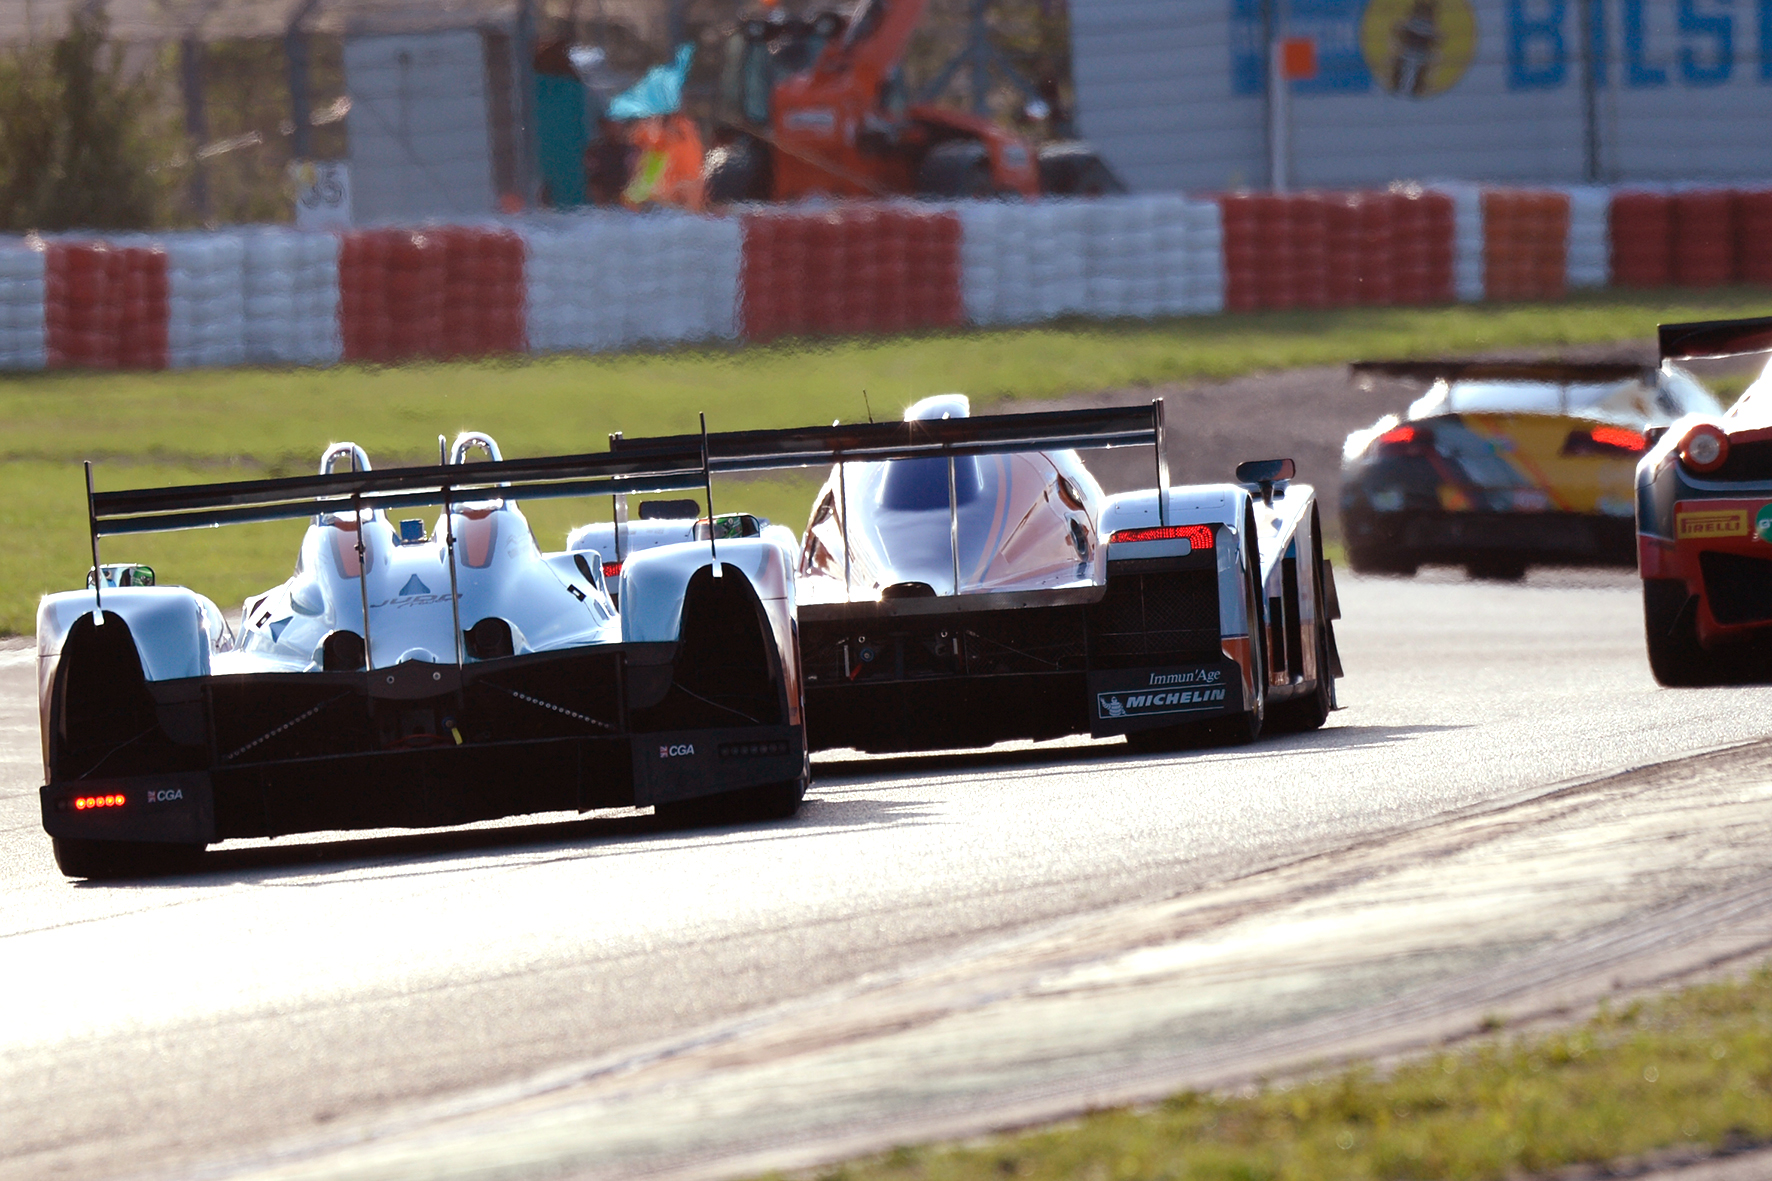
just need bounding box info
[1268,531,1334,734]
[53,837,204,881]
[916,140,993,199]
[1466,555,1528,582]
[1036,142,1125,196]
[1347,541,1418,577]
[703,137,771,203]
[1643,578,1735,687]
[654,774,807,828]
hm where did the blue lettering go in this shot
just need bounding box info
[1509,0,1568,89]
[1679,0,1734,83]
[1588,0,1609,85]
[1624,0,1670,85]
[1229,0,1267,96]
[1762,0,1772,78]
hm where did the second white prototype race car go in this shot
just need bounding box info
[615,397,1342,753]
[37,431,807,879]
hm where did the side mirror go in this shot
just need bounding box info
[1235,458,1295,508]
[1235,458,1295,484]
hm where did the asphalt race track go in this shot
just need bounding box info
[6,569,1772,1181]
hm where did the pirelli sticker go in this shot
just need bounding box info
[1676,508,1750,539]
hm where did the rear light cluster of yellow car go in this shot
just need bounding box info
[1679,424,1730,474]
[1108,524,1216,549]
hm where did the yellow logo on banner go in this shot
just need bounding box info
[1361,0,1477,97]
[1676,509,1750,539]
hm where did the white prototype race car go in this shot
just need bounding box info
[37,431,807,879]
[614,398,1342,753]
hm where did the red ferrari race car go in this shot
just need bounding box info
[1638,314,1772,684]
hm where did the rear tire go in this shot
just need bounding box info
[1467,556,1528,582]
[1644,578,1726,687]
[1268,538,1334,733]
[917,140,992,199]
[52,837,203,881]
[703,137,770,203]
[1036,142,1125,196]
[1347,542,1418,577]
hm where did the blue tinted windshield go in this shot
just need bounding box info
[878,456,982,511]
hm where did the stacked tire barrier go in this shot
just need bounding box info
[2,183,1772,373]
[244,230,341,367]
[164,234,245,369]
[1220,189,1453,312]
[1609,188,1772,288]
[1481,190,1568,302]
[526,213,740,353]
[0,245,45,370]
[44,243,168,370]
[959,196,1222,324]
[741,206,961,339]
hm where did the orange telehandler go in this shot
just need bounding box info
[700,0,1123,202]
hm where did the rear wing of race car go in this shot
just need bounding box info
[1659,315,1772,361]
[1349,359,1655,384]
[605,402,1170,570]
[611,403,1167,476]
[78,435,717,630]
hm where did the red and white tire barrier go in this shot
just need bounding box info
[1,184,1771,372]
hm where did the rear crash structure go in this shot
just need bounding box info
[39,432,806,878]
[615,399,1340,754]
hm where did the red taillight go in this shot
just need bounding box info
[72,793,125,811]
[1109,524,1215,549]
[1679,424,1730,474]
[1377,425,1416,446]
[1589,425,1647,453]
[603,561,622,579]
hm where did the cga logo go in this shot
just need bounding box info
[659,743,696,759]
[146,788,184,803]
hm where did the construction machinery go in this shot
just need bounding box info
[701,0,1123,202]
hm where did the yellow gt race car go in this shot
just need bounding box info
[1341,360,1722,580]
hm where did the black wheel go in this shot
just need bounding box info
[52,838,204,881]
[654,774,807,828]
[1347,541,1418,577]
[1467,556,1528,582]
[1269,532,1334,734]
[703,138,771,203]
[1643,578,1729,687]
[916,140,992,198]
[1036,142,1125,196]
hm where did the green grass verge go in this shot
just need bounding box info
[800,967,1772,1181]
[4,286,1768,634]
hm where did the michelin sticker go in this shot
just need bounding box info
[1096,667,1229,720]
